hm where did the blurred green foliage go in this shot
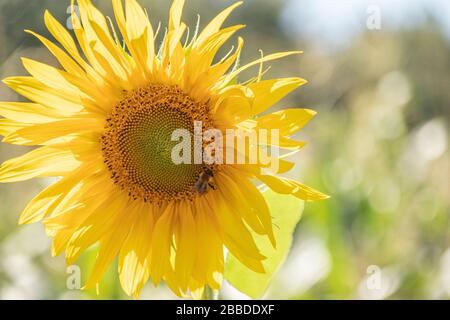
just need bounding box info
[0,0,449,300]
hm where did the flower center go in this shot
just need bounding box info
[101,84,213,203]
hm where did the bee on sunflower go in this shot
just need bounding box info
[0,0,328,298]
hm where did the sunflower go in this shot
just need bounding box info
[0,0,328,298]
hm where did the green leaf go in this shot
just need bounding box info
[224,188,304,299]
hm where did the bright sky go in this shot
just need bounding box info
[280,0,450,49]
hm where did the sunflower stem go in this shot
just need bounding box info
[203,286,218,300]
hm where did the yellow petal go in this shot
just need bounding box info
[46,177,116,257]
[257,108,317,136]
[247,78,308,115]
[19,158,103,225]
[191,199,223,290]
[3,117,103,146]
[204,192,265,272]
[77,0,124,74]
[190,25,245,74]
[0,102,71,123]
[25,30,85,78]
[163,266,183,297]
[221,51,302,87]
[159,23,187,80]
[169,0,185,32]
[255,156,296,175]
[65,189,130,264]
[189,37,244,97]
[44,10,88,69]
[156,0,187,79]
[20,55,115,113]
[195,1,243,47]
[257,174,329,201]
[0,120,31,144]
[174,201,197,292]
[275,136,307,150]
[246,126,307,150]
[3,77,84,113]
[69,2,125,90]
[126,0,155,75]
[113,0,154,80]
[44,173,114,231]
[21,58,84,96]
[79,2,132,83]
[84,229,125,289]
[118,202,154,297]
[186,26,245,97]
[225,167,276,246]
[69,6,119,85]
[150,202,176,285]
[212,85,254,125]
[111,0,127,41]
[0,146,80,183]
[84,210,134,290]
[188,279,205,300]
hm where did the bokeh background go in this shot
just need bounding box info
[0,0,449,299]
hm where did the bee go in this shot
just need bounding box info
[193,168,216,195]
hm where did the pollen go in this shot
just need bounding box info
[101,84,214,203]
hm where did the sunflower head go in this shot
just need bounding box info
[0,0,328,298]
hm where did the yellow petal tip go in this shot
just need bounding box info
[304,108,317,116]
